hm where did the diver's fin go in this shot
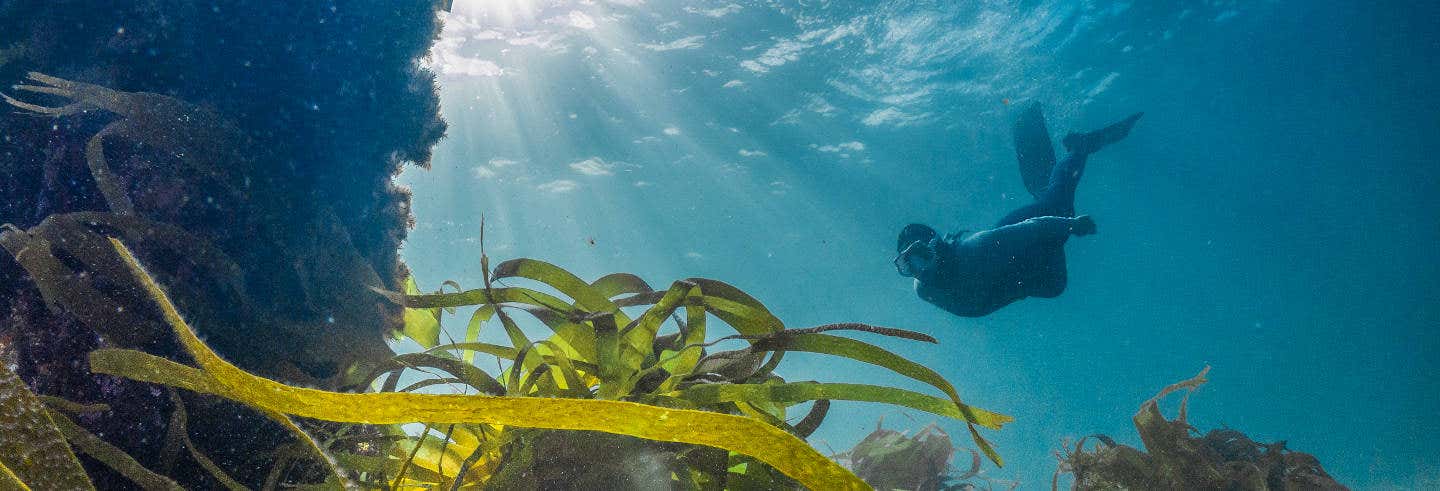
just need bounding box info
[1013,102,1057,198]
[1062,112,1144,156]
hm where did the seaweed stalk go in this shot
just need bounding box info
[48,410,185,490]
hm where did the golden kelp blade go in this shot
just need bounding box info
[0,461,31,491]
[103,238,871,490]
[0,353,94,490]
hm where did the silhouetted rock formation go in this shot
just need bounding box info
[0,1,446,487]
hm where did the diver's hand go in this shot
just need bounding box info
[1071,215,1097,236]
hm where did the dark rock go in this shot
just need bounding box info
[0,1,447,487]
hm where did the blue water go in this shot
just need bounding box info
[399,1,1440,488]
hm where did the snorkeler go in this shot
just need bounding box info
[895,103,1142,317]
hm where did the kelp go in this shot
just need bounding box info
[358,233,1012,487]
[379,256,1010,464]
[0,462,28,491]
[747,332,1010,431]
[94,238,873,489]
[91,344,863,488]
[680,382,1004,427]
[1055,367,1348,490]
[2,213,195,349]
[396,277,444,349]
[3,73,398,387]
[4,72,254,215]
[160,391,250,491]
[0,210,318,382]
[0,354,93,490]
[72,234,1018,489]
[2,16,436,488]
[501,429,686,490]
[0,223,1006,488]
[48,409,185,490]
[21,381,251,490]
[0,207,394,388]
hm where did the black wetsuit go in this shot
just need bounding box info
[909,106,1140,317]
[914,155,1090,317]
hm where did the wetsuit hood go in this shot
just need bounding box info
[897,223,937,253]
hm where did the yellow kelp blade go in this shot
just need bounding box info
[90,345,869,490]
[0,354,94,490]
[103,238,870,490]
[0,461,31,491]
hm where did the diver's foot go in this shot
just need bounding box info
[1104,112,1143,142]
[1071,215,1097,236]
[1063,112,1144,155]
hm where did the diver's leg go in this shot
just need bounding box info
[1038,152,1088,216]
[994,203,1043,228]
[1038,112,1144,217]
[996,112,1140,227]
[994,154,1087,227]
[1007,112,1143,224]
[1013,102,1058,198]
[974,215,1094,251]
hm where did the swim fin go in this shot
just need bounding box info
[1013,102,1057,198]
[1062,112,1143,156]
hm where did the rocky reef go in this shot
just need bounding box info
[0,1,446,487]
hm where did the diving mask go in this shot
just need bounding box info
[893,239,937,277]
